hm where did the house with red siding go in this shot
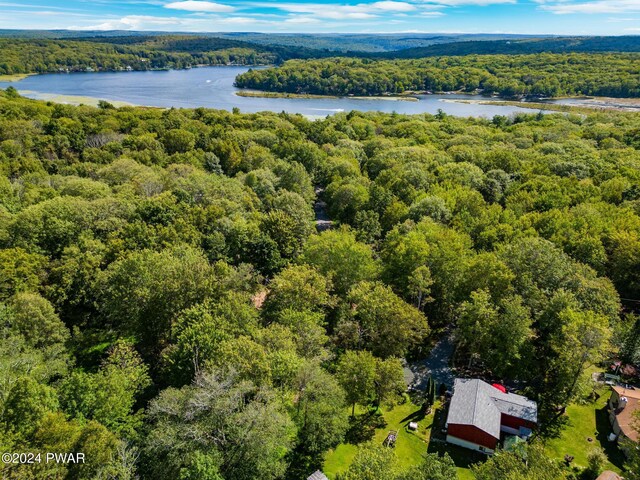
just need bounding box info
[445,378,537,454]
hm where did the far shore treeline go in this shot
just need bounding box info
[234,54,640,99]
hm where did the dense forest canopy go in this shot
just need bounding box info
[1,84,640,479]
[234,54,640,98]
[381,36,640,58]
[0,36,311,75]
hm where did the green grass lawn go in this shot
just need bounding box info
[323,388,630,479]
[426,441,479,480]
[544,389,626,473]
[425,405,484,480]
[323,400,436,479]
[323,399,482,479]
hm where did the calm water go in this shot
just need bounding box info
[1,66,554,117]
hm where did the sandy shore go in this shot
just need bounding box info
[18,90,134,108]
[0,73,34,82]
[443,96,640,113]
[563,96,640,111]
[236,90,419,102]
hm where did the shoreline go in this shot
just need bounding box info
[17,90,135,108]
[4,70,638,111]
[0,73,34,82]
[0,64,272,84]
[444,97,640,113]
[235,90,419,102]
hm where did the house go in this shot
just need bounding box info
[445,378,537,454]
[608,385,640,443]
[307,471,329,480]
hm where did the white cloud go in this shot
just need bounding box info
[165,1,234,13]
[70,15,185,31]
[261,1,438,20]
[540,0,640,14]
[371,1,416,12]
[223,16,270,23]
[284,16,322,23]
[420,0,516,5]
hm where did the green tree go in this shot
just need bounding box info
[294,362,348,454]
[59,341,150,437]
[275,309,329,359]
[408,265,434,310]
[163,293,259,383]
[398,453,457,480]
[336,350,377,417]
[1,377,59,438]
[100,246,220,356]
[456,289,532,376]
[301,228,379,295]
[162,128,196,154]
[586,447,607,478]
[0,247,47,299]
[337,281,428,358]
[263,264,334,318]
[374,357,406,407]
[30,412,121,480]
[8,292,70,349]
[472,442,567,480]
[145,369,295,480]
[336,443,399,480]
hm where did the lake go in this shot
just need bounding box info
[1,66,554,118]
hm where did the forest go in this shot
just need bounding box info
[381,36,640,58]
[1,83,640,479]
[234,53,640,98]
[0,37,302,76]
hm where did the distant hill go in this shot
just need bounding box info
[0,29,154,39]
[2,31,640,70]
[77,35,329,61]
[211,33,543,53]
[381,36,640,58]
[0,30,546,52]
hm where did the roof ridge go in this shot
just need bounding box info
[473,379,499,427]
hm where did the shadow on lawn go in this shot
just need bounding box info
[427,439,485,471]
[400,407,427,425]
[426,406,485,470]
[429,406,448,441]
[345,410,387,444]
[594,405,626,471]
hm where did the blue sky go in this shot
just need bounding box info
[0,0,638,34]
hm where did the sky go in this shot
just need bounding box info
[0,0,638,35]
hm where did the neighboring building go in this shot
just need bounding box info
[596,471,622,480]
[608,385,640,443]
[307,471,329,480]
[445,378,538,454]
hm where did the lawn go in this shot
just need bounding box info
[323,399,482,480]
[544,388,626,473]
[426,404,484,480]
[323,399,437,479]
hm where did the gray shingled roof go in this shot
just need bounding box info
[307,471,329,480]
[446,378,537,439]
[447,378,502,438]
